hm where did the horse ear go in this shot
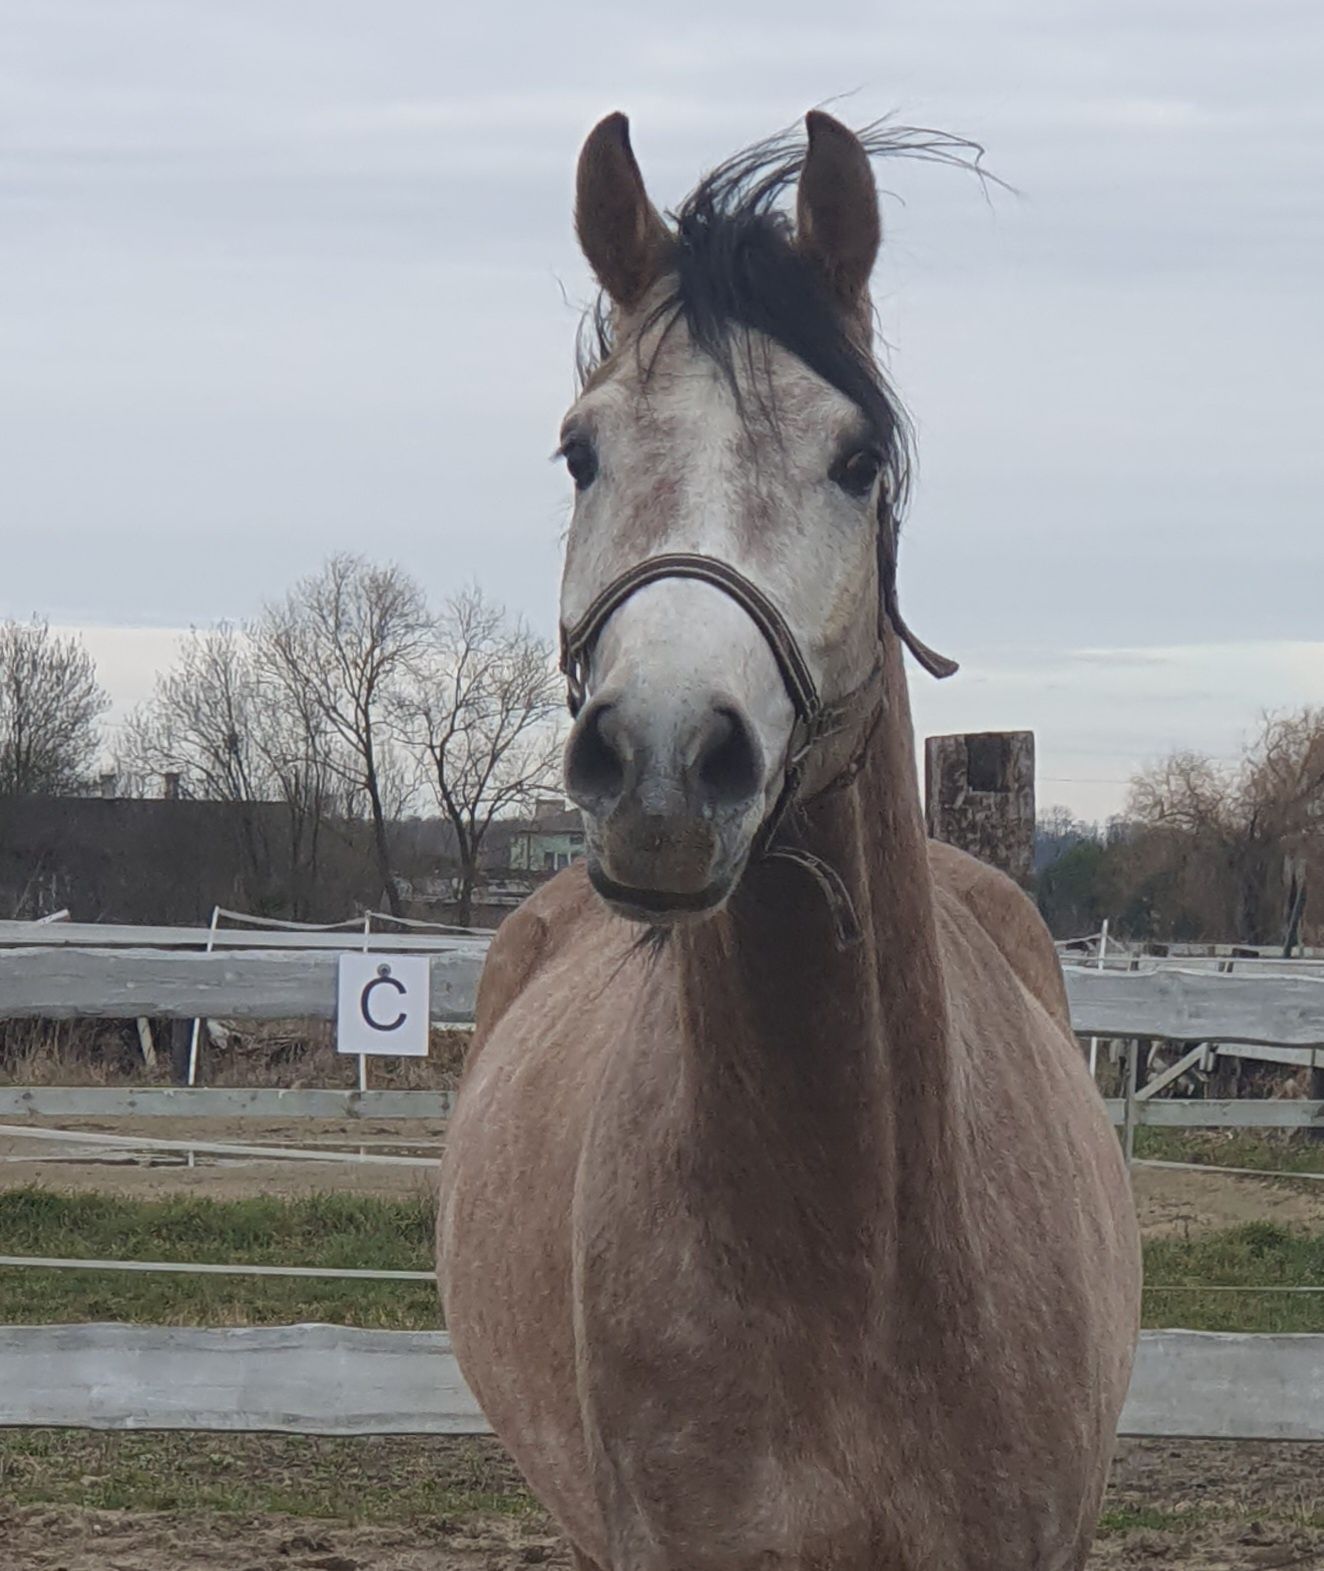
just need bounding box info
[796,111,881,310]
[576,113,673,309]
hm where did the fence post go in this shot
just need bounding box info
[1088,917,1110,1080]
[134,1018,157,1070]
[358,914,371,1094]
[1122,1038,1140,1167]
[185,905,221,1087]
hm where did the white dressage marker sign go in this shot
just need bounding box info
[336,955,431,1057]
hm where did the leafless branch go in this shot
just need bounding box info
[393,586,564,925]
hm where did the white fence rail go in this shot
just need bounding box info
[0,1122,438,1167]
[1060,953,1324,975]
[0,919,490,953]
[0,1323,484,1435]
[0,946,480,1022]
[1103,1097,1324,1129]
[2,933,1323,1144]
[1058,935,1324,962]
[0,1086,1318,1131]
[0,1323,1316,1441]
[1064,967,1324,1048]
[3,939,1324,1047]
[0,1086,454,1119]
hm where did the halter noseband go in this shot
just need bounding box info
[561,553,861,750]
[558,540,956,944]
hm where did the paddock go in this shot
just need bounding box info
[4,918,1324,1568]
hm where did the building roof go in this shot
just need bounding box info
[494,798,584,836]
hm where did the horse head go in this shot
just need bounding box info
[558,111,949,925]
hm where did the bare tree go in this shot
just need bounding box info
[1237,710,1324,947]
[124,626,284,907]
[396,588,563,926]
[248,648,367,918]
[0,620,109,796]
[120,625,275,804]
[1123,710,1324,945]
[253,555,430,916]
[121,622,386,919]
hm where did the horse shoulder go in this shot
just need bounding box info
[466,863,600,1046]
[470,865,594,1028]
[927,838,1070,1029]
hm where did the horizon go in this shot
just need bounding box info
[48,619,1324,826]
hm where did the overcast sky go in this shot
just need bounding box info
[5,0,1322,820]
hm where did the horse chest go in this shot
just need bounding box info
[571,1199,910,1561]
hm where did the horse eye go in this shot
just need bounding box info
[560,436,599,492]
[832,448,883,499]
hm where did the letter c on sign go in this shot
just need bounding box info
[360,965,407,1032]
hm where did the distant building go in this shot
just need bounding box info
[0,792,292,923]
[0,774,378,923]
[506,797,586,876]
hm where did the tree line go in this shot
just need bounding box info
[4,581,1320,942]
[1,556,563,925]
[0,620,108,797]
[1037,709,1324,948]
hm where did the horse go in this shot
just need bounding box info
[439,109,1140,1571]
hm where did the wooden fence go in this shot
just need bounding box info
[2,1324,1322,1441]
[0,917,490,951]
[1,1085,1321,1131]
[3,927,1324,1044]
[4,922,1324,1442]
[0,1086,455,1119]
[2,935,1323,1135]
[0,945,482,1023]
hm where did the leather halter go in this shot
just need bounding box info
[560,551,886,854]
[558,532,957,943]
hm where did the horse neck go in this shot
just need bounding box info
[670,634,963,1270]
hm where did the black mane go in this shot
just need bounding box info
[578,118,987,527]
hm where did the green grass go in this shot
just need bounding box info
[1129,1129,1324,1329]
[4,1186,1324,1333]
[0,1187,441,1327]
[1093,1503,1324,1538]
[1143,1219,1324,1332]
[0,1430,538,1522]
[1095,1505,1211,1535]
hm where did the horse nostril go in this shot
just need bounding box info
[566,702,626,812]
[696,706,762,809]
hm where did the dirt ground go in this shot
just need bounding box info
[0,1117,446,1201]
[6,1115,1324,1237]
[1129,1161,1324,1239]
[4,1437,1324,1570]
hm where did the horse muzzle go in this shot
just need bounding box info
[565,691,766,923]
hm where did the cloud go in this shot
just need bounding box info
[1067,649,1175,669]
[4,0,1321,820]
[912,639,1324,821]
